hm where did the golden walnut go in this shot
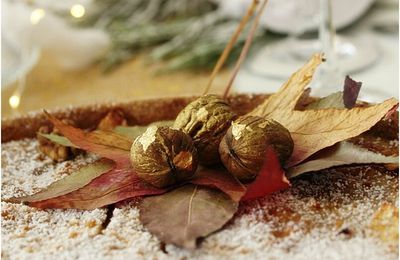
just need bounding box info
[219,116,293,182]
[130,126,198,188]
[173,94,236,165]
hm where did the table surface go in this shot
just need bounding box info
[1,53,230,118]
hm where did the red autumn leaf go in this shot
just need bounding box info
[27,113,245,209]
[241,147,290,201]
[28,162,166,210]
[45,111,132,165]
[190,166,246,202]
[14,113,167,210]
[26,163,247,209]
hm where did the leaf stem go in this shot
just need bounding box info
[184,185,198,240]
[202,0,259,95]
[222,0,269,99]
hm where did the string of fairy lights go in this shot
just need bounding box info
[8,3,87,111]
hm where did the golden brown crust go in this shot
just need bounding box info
[1,94,267,143]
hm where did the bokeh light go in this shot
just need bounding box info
[9,95,20,109]
[70,4,85,18]
[30,8,45,25]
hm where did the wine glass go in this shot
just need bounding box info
[246,0,379,96]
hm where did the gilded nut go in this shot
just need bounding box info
[173,94,236,165]
[219,116,293,182]
[130,126,198,188]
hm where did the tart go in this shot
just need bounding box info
[1,94,398,259]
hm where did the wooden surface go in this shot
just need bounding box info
[2,52,230,118]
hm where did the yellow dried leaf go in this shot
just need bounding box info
[281,98,398,166]
[249,54,399,166]
[250,53,324,117]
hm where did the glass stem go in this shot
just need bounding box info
[319,0,337,68]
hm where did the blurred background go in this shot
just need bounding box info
[2,0,398,117]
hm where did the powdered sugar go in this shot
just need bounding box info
[1,139,98,199]
[1,139,398,259]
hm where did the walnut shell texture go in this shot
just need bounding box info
[219,116,293,182]
[130,126,198,188]
[173,94,236,165]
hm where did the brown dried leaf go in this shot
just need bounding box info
[250,53,324,117]
[97,110,127,131]
[45,111,132,165]
[287,141,399,178]
[283,99,398,166]
[140,184,238,249]
[249,55,399,166]
[190,166,246,202]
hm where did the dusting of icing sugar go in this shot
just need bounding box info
[137,126,157,152]
[1,138,98,199]
[1,138,398,259]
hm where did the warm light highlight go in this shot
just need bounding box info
[30,8,45,25]
[70,4,85,18]
[9,95,20,109]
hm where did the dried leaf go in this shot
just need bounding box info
[248,55,399,166]
[284,100,398,166]
[114,126,149,141]
[306,92,344,109]
[250,54,324,117]
[241,147,290,201]
[45,111,132,165]
[38,133,77,148]
[190,166,246,202]
[25,118,245,209]
[7,159,114,203]
[305,76,360,110]
[140,184,238,249]
[343,75,361,108]
[17,115,170,209]
[384,103,399,120]
[287,142,399,178]
[114,120,174,141]
[27,163,166,210]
